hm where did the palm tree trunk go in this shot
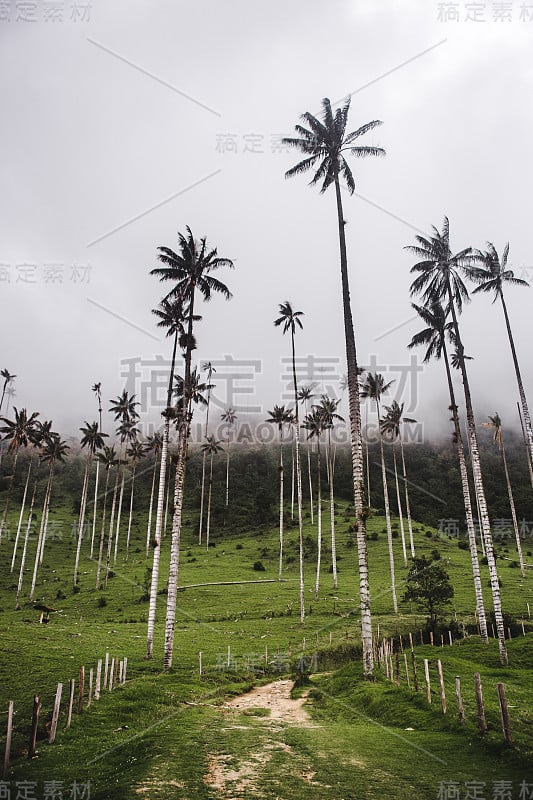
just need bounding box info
[517,401,533,489]
[205,453,214,551]
[30,464,53,600]
[365,404,371,507]
[328,429,338,590]
[73,454,92,587]
[104,465,120,587]
[500,440,525,577]
[307,445,314,524]
[145,451,159,557]
[501,293,533,475]
[392,444,407,566]
[225,436,230,507]
[314,438,322,599]
[125,460,137,561]
[164,462,171,536]
[95,466,111,590]
[278,430,284,580]
[290,328,305,625]
[0,448,19,548]
[10,457,32,573]
[442,342,488,642]
[113,461,126,565]
[447,288,507,665]
[334,177,373,678]
[90,459,100,559]
[147,419,170,657]
[291,433,295,522]
[378,404,398,613]
[198,450,207,545]
[16,482,36,609]
[398,436,415,559]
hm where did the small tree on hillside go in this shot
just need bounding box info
[403,555,454,633]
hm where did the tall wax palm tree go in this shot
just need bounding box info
[266,404,294,579]
[150,226,233,669]
[0,369,16,414]
[29,433,69,600]
[15,481,37,609]
[361,373,398,613]
[283,98,385,677]
[483,413,525,577]
[95,445,117,590]
[145,430,163,561]
[90,382,103,559]
[298,385,315,524]
[381,401,417,560]
[467,243,533,483]
[125,439,147,560]
[302,407,324,599]
[109,392,140,566]
[73,421,107,587]
[318,395,343,589]
[221,407,237,507]
[407,219,506,662]
[274,301,306,623]
[198,361,216,545]
[0,407,39,548]
[201,435,224,551]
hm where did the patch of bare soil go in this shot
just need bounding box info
[222,679,314,727]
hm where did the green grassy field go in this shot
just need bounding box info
[0,497,532,798]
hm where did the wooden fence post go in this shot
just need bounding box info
[109,657,115,691]
[87,669,94,708]
[28,695,41,759]
[49,683,62,743]
[496,683,512,746]
[437,659,446,714]
[474,672,487,734]
[3,701,13,777]
[455,677,465,724]
[66,679,75,729]
[429,631,434,647]
[95,658,102,700]
[395,652,401,686]
[77,666,85,714]
[118,660,123,686]
[411,651,419,692]
[424,659,431,703]
[123,656,128,684]
[409,632,414,652]
[198,652,202,676]
[448,630,453,647]
[103,651,109,690]
[403,653,411,689]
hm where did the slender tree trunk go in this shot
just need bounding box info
[334,177,373,678]
[30,464,53,601]
[442,342,488,642]
[73,454,92,587]
[125,460,137,561]
[105,464,120,587]
[164,460,171,536]
[113,460,126,565]
[328,429,338,590]
[448,286,507,665]
[500,438,525,577]
[314,438,322,599]
[198,450,207,545]
[399,436,415,558]
[16,483,36,609]
[90,460,100,559]
[290,328,305,625]
[365,404,371,507]
[145,451,159,558]
[205,453,214,551]
[517,402,533,490]
[291,432,295,522]
[146,420,170,658]
[0,448,19,548]
[392,444,407,566]
[10,457,32,573]
[95,466,111,590]
[278,430,284,580]
[225,435,230,507]
[501,293,533,474]
[378,403,398,613]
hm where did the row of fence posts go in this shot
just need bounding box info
[3,652,127,777]
[376,634,512,746]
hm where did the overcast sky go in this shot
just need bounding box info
[1,0,532,444]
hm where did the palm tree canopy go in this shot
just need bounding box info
[482,413,504,449]
[221,407,237,425]
[406,217,472,313]
[97,444,118,469]
[116,419,140,444]
[273,301,304,335]
[408,302,456,363]
[266,405,294,432]
[1,369,16,387]
[146,431,163,454]
[41,434,69,464]
[79,421,108,453]
[360,372,394,405]
[467,242,529,302]
[381,400,416,441]
[282,97,385,194]
[201,434,224,455]
[316,395,344,429]
[109,390,139,423]
[127,440,147,461]
[0,407,40,452]
[150,226,233,305]
[301,407,325,441]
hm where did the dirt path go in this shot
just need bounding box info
[205,680,323,798]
